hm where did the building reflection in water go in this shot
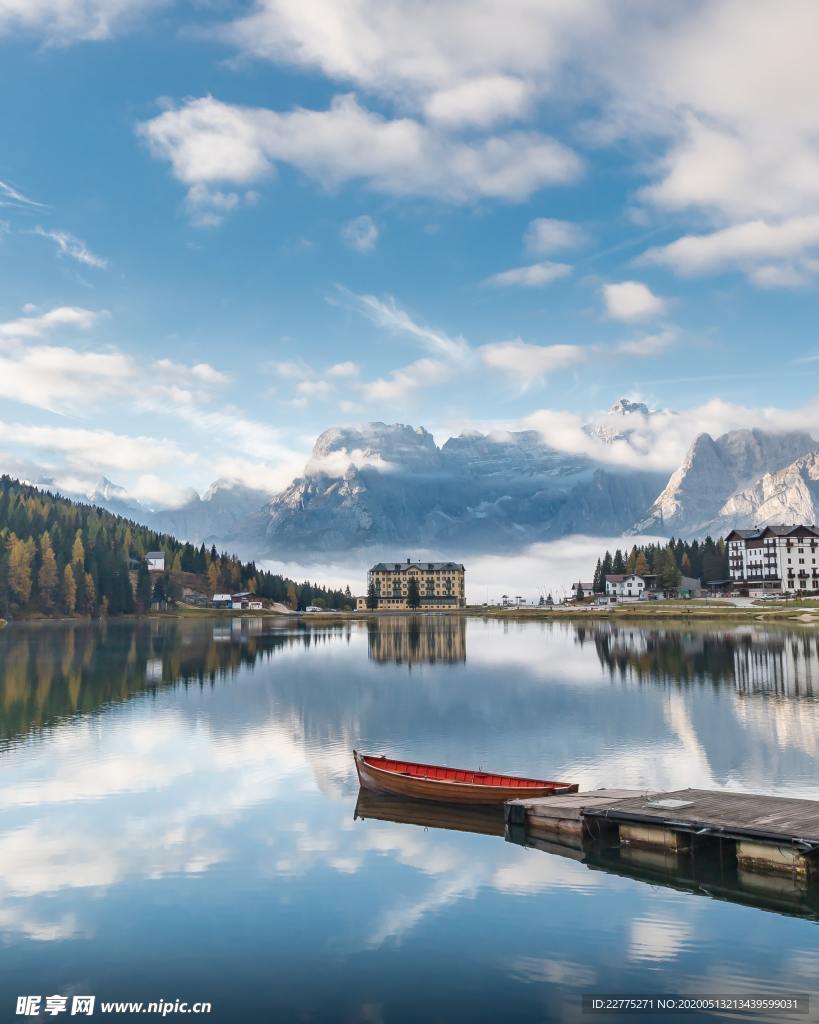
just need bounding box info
[590,624,819,698]
[366,614,466,666]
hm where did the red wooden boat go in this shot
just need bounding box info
[353,750,578,805]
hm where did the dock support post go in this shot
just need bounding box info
[735,841,817,880]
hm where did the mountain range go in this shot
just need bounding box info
[16,401,819,555]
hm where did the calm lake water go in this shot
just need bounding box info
[0,615,818,1023]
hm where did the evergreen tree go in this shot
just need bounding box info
[136,560,152,613]
[366,581,378,609]
[612,549,625,573]
[592,558,603,593]
[575,581,584,601]
[657,548,682,592]
[407,577,421,608]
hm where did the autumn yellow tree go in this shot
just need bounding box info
[71,530,85,566]
[63,563,77,615]
[84,572,96,615]
[7,534,34,607]
[207,562,219,594]
[38,532,59,611]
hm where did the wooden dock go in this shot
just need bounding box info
[505,787,819,880]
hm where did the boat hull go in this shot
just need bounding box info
[354,751,578,805]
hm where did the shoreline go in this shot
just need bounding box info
[5,598,819,629]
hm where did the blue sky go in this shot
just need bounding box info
[3,1,819,504]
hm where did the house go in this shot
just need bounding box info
[146,551,165,572]
[367,559,466,609]
[678,575,703,598]
[570,581,594,597]
[726,524,819,594]
[606,573,646,599]
[212,593,232,608]
[355,596,367,611]
[231,591,263,610]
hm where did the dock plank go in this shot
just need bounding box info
[505,789,647,826]
[585,789,819,846]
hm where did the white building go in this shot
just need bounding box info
[145,551,165,572]
[726,525,819,593]
[605,573,646,598]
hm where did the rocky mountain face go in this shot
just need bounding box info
[633,428,818,536]
[254,421,665,555]
[584,398,655,444]
[151,479,273,546]
[716,451,819,531]
[19,410,819,555]
[30,474,273,548]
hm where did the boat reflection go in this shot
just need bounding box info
[354,790,505,837]
[354,788,819,923]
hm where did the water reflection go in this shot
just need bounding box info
[0,616,817,1022]
[590,622,819,697]
[368,614,466,665]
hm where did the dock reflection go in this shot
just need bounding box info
[354,789,819,923]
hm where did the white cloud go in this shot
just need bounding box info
[296,379,333,397]
[524,394,819,473]
[479,339,584,388]
[602,281,665,321]
[138,94,582,210]
[0,305,100,339]
[524,218,588,255]
[359,357,451,402]
[616,329,676,358]
[341,214,379,252]
[217,0,599,107]
[129,474,197,509]
[151,358,232,386]
[306,447,396,477]
[213,2,819,290]
[0,178,43,208]
[0,0,168,44]
[32,226,107,268]
[328,361,358,377]
[339,288,471,363]
[484,260,571,288]
[0,345,132,413]
[643,215,819,281]
[0,421,191,472]
[424,75,531,127]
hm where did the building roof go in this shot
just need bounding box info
[605,574,625,583]
[146,551,164,559]
[232,591,254,598]
[370,561,465,571]
[725,524,819,541]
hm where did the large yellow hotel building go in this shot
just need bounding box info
[359,559,466,609]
